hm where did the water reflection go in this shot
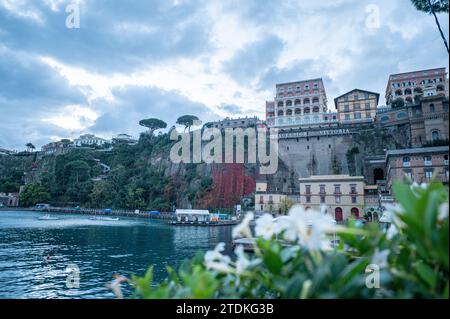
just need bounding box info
[0,211,234,298]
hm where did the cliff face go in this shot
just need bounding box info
[0,123,412,210]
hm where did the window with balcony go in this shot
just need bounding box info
[259,196,264,204]
[354,103,361,110]
[306,196,311,203]
[350,184,357,194]
[425,169,433,180]
[345,114,350,120]
[424,156,432,166]
[365,103,370,110]
[403,156,411,167]
[354,112,361,119]
[365,112,371,118]
[351,196,357,204]
[305,185,311,195]
[320,196,325,204]
[335,196,341,204]
[319,184,326,194]
[334,185,341,194]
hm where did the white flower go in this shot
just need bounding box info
[232,212,254,239]
[205,261,233,273]
[386,223,398,240]
[205,242,230,264]
[276,206,308,242]
[255,214,276,240]
[438,202,449,221]
[204,243,232,273]
[277,205,339,251]
[371,248,389,269]
[384,203,406,229]
[234,245,250,275]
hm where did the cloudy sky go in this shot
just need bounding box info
[0,0,448,150]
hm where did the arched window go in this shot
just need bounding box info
[304,98,310,104]
[432,130,440,141]
[404,88,412,95]
[312,97,319,104]
[294,99,301,105]
[286,109,292,116]
[278,110,284,116]
[351,207,360,218]
[286,100,292,106]
[294,108,301,115]
[395,89,403,96]
[413,87,423,94]
[436,85,445,92]
[312,106,320,113]
[405,97,413,104]
[277,101,284,107]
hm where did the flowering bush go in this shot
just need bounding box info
[128,181,448,299]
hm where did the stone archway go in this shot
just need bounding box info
[351,207,360,218]
[373,168,384,184]
[335,207,343,222]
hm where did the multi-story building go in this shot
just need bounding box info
[254,181,287,214]
[41,140,72,155]
[266,78,338,128]
[298,175,365,222]
[385,146,449,192]
[385,67,447,105]
[0,193,19,207]
[210,116,259,129]
[334,89,379,123]
[375,94,449,147]
[74,134,109,147]
[112,133,138,145]
[0,148,16,156]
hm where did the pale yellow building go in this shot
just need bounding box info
[299,175,365,222]
[334,89,379,123]
[255,181,287,214]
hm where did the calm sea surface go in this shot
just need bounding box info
[0,210,233,299]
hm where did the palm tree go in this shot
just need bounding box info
[411,0,449,53]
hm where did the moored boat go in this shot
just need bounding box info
[37,214,60,221]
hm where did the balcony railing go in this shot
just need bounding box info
[424,160,432,166]
[403,162,411,168]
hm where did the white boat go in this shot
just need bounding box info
[37,214,60,221]
[89,216,120,221]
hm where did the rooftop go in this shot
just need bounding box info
[386,146,449,158]
[299,174,365,182]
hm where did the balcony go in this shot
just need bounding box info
[424,160,433,166]
[402,162,411,168]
